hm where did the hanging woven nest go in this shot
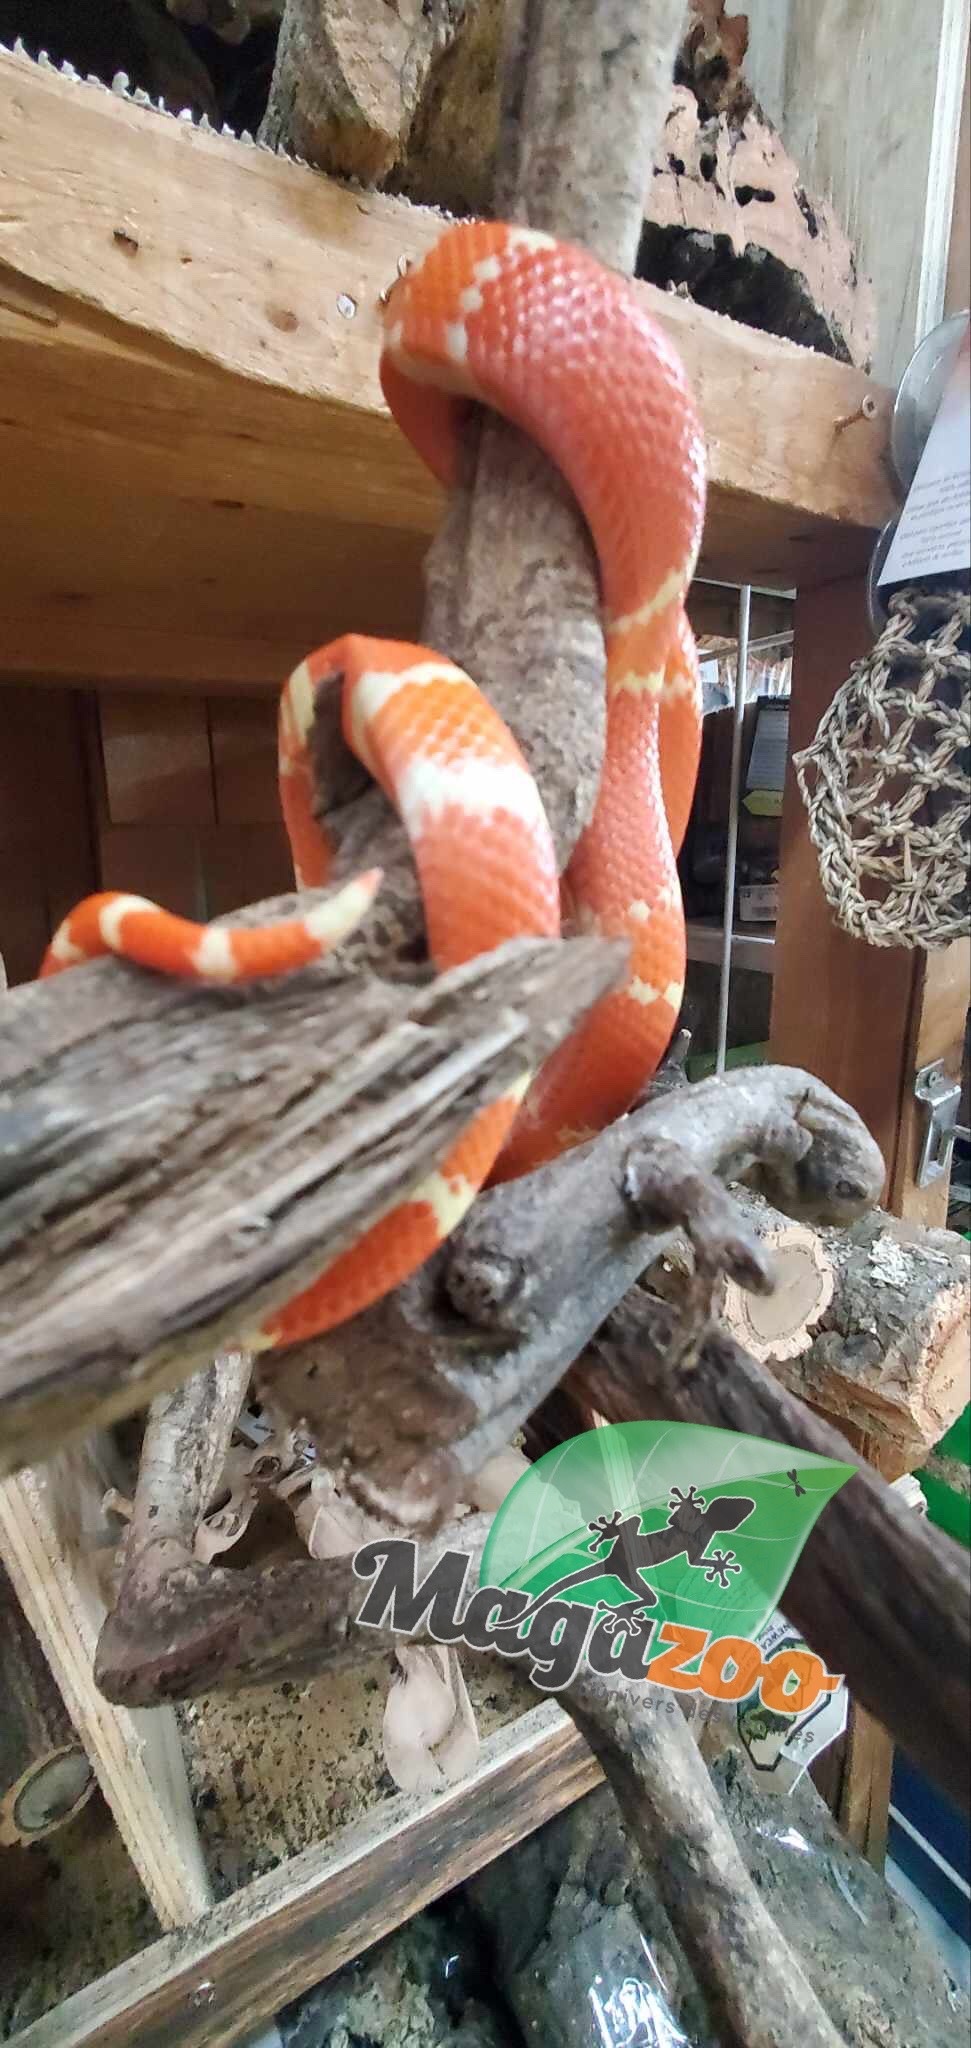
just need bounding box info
[795,585,970,949]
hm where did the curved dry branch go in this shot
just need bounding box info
[261,1066,885,1530]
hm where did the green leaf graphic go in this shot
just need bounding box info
[480,1422,854,1650]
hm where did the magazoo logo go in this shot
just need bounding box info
[353,1424,853,1709]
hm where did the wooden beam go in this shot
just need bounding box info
[0,1448,211,1930]
[771,577,919,1196]
[0,48,898,693]
[10,1704,599,2048]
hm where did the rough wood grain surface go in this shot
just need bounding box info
[8,1702,600,2048]
[94,1069,888,1699]
[260,0,472,178]
[0,1445,212,1924]
[0,41,898,703]
[420,0,692,872]
[261,1066,885,1530]
[0,932,623,1471]
[720,1191,970,1470]
[641,85,874,367]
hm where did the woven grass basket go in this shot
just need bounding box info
[795,585,970,949]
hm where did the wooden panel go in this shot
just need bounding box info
[0,43,901,702]
[770,577,920,1193]
[13,1704,599,2048]
[201,823,293,917]
[0,843,52,990]
[751,0,970,383]
[0,1449,211,1931]
[99,694,214,825]
[0,686,96,983]
[0,463,428,689]
[98,826,206,919]
[208,698,281,824]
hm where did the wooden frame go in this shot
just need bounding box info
[13,1705,599,2048]
[0,1450,211,1930]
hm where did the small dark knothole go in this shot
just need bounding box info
[795,186,820,240]
[699,151,718,183]
[669,154,686,176]
[734,185,775,207]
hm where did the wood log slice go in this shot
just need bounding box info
[720,1194,970,1477]
[0,1562,95,1844]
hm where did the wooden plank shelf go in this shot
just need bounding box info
[0,46,897,691]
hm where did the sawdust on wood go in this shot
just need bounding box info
[178,1655,532,1898]
[0,1792,159,2036]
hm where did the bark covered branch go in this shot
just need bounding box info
[564,1671,844,2048]
[0,931,622,1473]
[261,1065,885,1529]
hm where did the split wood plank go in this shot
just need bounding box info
[0,46,899,698]
[9,1704,599,2048]
[0,1447,211,1929]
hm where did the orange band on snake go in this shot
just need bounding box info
[39,221,706,1346]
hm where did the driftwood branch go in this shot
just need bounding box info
[125,1354,253,1571]
[97,1504,492,1704]
[98,1280,971,1816]
[565,1671,843,2048]
[571,1294,971,1812]
[0,930,623,1473]
[261,1066,885,1529]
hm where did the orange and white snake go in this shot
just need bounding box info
[41,222,706,1349]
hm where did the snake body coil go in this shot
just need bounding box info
[41,222,706,1346]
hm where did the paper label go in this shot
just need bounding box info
[880,322,970,587]
[735,1613,847,1792]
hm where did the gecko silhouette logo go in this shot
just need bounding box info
[352,1424,853,1706]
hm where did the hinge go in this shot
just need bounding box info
[913,1060,969,1189]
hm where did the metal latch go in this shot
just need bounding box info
[913,1060,970,1188]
